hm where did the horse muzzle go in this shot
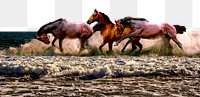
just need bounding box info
[87,20,92,24]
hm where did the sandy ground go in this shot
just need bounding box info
[0,55,200,96]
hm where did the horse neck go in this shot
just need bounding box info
[44,23,61,36]
[98,14,113,25]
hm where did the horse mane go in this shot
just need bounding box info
[37,18,63,35]
[118,16,149,28]
[124,16,149,22]
[99,12,113,24]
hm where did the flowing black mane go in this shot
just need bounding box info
[119,16,149,28]
[37,18,63,35]
[99,12,113,24]
[124,16,149,22]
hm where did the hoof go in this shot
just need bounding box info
[121,50,125,53]
[60,48,63,52]
[106,51,113,54]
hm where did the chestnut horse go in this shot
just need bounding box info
[87,9,142,53]
[115,17,183,52]
[35,18,93,53]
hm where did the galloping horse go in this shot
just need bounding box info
[35,18,93,53]
[115,17,183,52]
[87,9,142,53]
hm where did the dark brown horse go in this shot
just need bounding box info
[87,9,142,53]
[115,17,183,52]
[35,18,93,53]
[92,22,105,32]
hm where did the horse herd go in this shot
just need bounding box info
[35,9,186,54]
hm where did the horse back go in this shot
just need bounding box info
[63,22,93,38]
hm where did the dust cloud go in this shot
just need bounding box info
[0,31,200,56]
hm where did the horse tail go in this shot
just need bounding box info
[173,25,186,34]
[163,23,183,50]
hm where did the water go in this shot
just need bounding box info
[0,32,36,50]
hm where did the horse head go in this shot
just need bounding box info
[115,20,125,34]
[87,9,113,24]
[35,34,50,44]
[87,9,99,24]
[35,18,64,44]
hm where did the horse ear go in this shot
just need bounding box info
[94,9,97,12]
[115,20,119,25]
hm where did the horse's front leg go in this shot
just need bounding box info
[99,41,107,53]
[79,39,86,53]
[115,28,143,46]
[108,41,113,52]
[52,38,57,46]
[115,34,132,46]
[134,40,142,53]
[59,38,64,52]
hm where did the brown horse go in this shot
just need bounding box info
[115,17,183,52]
[87,9,142,53]
[35,18,93,53]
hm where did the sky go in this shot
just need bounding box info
[0,0,199,31]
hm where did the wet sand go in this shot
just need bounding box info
[0,55,200,96]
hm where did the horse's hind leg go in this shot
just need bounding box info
[59,38,64,52]
[171,37,183,50]
[115,34,133,46]
[121,39,132,53]
[167,33,183,50]
[134,40,142,53]
[85,40,89,46]
[79,39,86,53]
[99,41,107,53]
[160,35,173,55]
[115,28,143,46]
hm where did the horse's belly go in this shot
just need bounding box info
[141,30,164,39]
[66,32,80,38]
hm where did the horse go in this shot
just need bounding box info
[87,9,142,53]
[35,18,93,53]
[115,17,183,53]
[115,17,150,53]
[92,22,105,32]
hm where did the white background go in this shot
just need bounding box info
[0,0,199,31]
